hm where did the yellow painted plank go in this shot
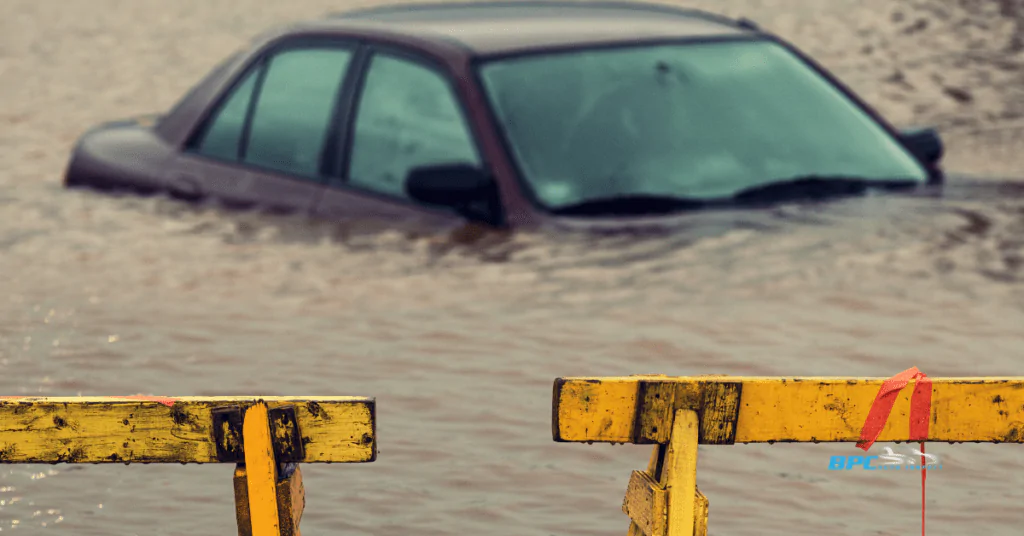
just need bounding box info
[663,410,698,536]
[243,402,281,536]
[277,466,305,536]
[0,396,375,463]
[233,465,305,536]
[552,376,668,445]
[627,446,664,536]
[624,477,709,536]
[622,470,667,536]
[693,488,708,536]
[553,377,1024,444]
[233,465,254,536]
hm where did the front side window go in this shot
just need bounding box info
[347,53,481,199]
[192,46,353,180]
[478,39,928,212]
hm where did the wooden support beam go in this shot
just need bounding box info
[693,488,707,536]
[623,470,666,536]
[243,402,282,536]
[663,410,698,536]
[233,464,305,536]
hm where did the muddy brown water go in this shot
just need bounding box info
[3,0,1024,535]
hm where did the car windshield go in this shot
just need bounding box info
[476,39,929,212]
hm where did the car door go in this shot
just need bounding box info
[171,42,357,212]
[311,46,493,228]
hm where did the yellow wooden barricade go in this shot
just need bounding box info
[0,396,376,536]
[551,374,1024,536]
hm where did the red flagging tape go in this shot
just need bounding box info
[0,395,179,407]
[857,367,932,536]
[119,395,179,407]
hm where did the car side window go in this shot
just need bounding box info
[194,68,259,161]
[245,48,354,179]
[348,53,481,199]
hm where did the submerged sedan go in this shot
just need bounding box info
[64,1,945,229]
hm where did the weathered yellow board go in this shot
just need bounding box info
[553,376,1024,444]
[623,470,667,536]
[243,402,283,536]
[662,410,698,536]
[0,396,375,463]
[234,465,305,536]
[621,411,708,536]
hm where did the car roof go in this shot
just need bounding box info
[314,1,760,56]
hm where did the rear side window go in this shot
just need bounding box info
[192,45,354,181]
[195,69,258,160]
[245,48,353,178]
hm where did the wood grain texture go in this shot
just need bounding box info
[0,396,375,463]
[663,410,698,536]
[233,465,305,536]
[243,402,281,536]
[693,487,708,536]
[622,470,667,536]
[554,376,1024,443]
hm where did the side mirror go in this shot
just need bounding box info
[899,127,944,166]
[405,163,498,219]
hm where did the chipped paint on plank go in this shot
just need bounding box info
[622,470,667,536]
[553,378,641,442]
[554,377,1024,444]
[693,487,708,536]
[0,396,375,463]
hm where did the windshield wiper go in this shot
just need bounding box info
[730,175,921,205]
[549,194,708,216]
[550,177,922,217]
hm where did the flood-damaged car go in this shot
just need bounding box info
[64,1,946,230]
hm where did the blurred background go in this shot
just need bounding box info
[1,0,1023,534]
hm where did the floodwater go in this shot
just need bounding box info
[2,0,1024,535]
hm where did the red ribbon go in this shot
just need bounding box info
[0,395,178,407]
[857,367,932,536]
[120,395,179,407]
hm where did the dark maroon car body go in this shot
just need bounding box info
[63,1,946,232]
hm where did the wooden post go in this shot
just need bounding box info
[232,403,307,536]
[622,411,706,536]
[663,410,699,536]
[243,402,282,536]
[234,463,305,536]
[626,446,662,536]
